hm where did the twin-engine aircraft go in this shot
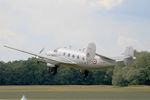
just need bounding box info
[4,43,135,77]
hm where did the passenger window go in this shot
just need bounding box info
[82,57,85,61]
[54,49,57,52]
[72,55,75,58]
[77,56,79,59]
[68,53,70,57]
[63,52,66,56]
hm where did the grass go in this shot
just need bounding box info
[0,85,150,100]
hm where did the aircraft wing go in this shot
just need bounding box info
[96,53,116,63]
[4,45,76,65]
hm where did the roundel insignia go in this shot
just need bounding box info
[92,59,97,64]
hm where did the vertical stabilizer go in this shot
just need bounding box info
[123,47,135,65]
[124,47,134,57]
[86,42,96,63]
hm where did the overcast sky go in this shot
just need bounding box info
[0,0,150,62]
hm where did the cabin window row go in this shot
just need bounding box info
[63,52,85,61]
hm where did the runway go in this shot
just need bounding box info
[0,85,150,100]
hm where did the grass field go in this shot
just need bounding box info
[0,85,150,100]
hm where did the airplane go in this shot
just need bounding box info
[4,42,135,77]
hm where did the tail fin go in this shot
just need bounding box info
[124,47,134,57]
[86,42,96,63]
[123,47,135,65]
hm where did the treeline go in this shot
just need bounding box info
[113,51,150,86]
[0,58,113,85]
[0,51,150,86]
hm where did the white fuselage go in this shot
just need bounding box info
[46,48,116,69]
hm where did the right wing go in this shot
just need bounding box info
[96,53,116,63]
[4,45,76,65]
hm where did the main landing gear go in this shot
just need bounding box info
[47,66,58,75]
[80,70,89,78]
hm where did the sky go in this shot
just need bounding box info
[0,0,150,62]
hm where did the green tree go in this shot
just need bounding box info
[126,67,146,85]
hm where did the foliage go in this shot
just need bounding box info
[0,58,112,85]
[0,51,150,86]
[112,51,150,86]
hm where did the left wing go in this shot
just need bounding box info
[4,45,76,65]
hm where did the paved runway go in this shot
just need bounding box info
[0,85,150,100]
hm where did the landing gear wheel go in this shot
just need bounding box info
[80,70,89,78]
[37,61,40,64]
[48,66,58,75]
